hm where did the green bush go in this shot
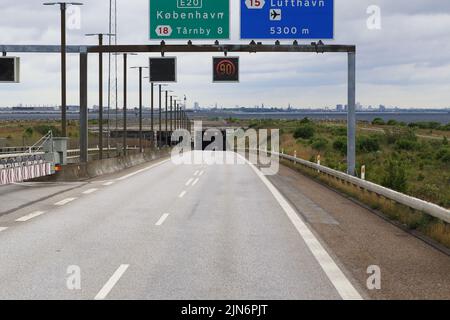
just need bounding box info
[33,125,61,136]
[387,119,398,126]
[382,159,408,193]
[333,137,347,155]
[372,118,385,125]
[294,125,315,139]
[358,136,380,153]
[23,127,33,138]
[395,139,419,151]
[299,117,312,125]
[436,148,450,163]
[331,126,347,136]
[311,138,329,151]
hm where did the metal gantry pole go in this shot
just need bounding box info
[151,83,154,144]
[123,53,128,155]
[60,3,67,137]
[139,67,143,152]
[170,95,173,132]
[347,51,356,176]
[98,34,104,159]
[165,90,168,146]
[158,84,162,148]
[79,50,88,163]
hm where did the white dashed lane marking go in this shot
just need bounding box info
[16,211,46,222]
[94,264,130,300]
[179,191,187,198]
[83,188,98,195]
[155,213,170,226]
[54,198,77,206]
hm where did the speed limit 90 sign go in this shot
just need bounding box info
[213,57,239,83]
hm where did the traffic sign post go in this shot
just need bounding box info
[240,0,334,39]
[213,57,239,83]
[149,0,230,40]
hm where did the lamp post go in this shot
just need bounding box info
[144,76,155,146]
[158,84,169,147]
[113,53,137,155]
[165,90,173,146]
[131,66,149,153]
[43,2,83,137]
[85,33,115,159]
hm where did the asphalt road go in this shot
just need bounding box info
[0,151,362,300]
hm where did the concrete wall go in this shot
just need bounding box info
[34,148,170,182]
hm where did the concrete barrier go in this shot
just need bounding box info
[34,148,171,182]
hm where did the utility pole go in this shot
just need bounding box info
[131,66,149,153]
[86,33,115,160]
[123,53,127,155]
[43,2,83,137]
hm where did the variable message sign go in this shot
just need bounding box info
[0,57,20,83]
[240,0,334,39]
[213,57,239,83]
[149,0,230,40]
[149,57,177,82]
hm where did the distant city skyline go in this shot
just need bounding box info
[0,1,450,109]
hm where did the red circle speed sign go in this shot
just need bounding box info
[216,59,236,76]
[213,57,239,82]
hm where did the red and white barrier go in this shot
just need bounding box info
[0,162,55,186]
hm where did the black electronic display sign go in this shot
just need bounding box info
[213,57,239,83]
[149,57,177,82]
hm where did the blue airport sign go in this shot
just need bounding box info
[240,0,334,39]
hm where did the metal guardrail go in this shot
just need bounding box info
[251,149,450,224]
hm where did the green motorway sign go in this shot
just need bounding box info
[149,0,230,40]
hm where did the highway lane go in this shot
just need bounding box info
[0,151,361,300]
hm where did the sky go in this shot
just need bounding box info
[0,0,449,109]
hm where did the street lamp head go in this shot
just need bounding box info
[43,2,83,6]
[85,33,116,37]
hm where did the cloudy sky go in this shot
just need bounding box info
[0,0,449,109]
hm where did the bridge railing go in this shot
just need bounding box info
[246,149,450,224]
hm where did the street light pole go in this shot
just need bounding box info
[43,2,83,137]
[131,66,148,153]
[123,53,127,155]
[86,33,115,160]
[165,90,168,146]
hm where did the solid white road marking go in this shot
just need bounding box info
[192,178,200,186]
[0,227,8,232]
[179,191,187,198]
[94,264,129,300]
[240,154,362,300]
[116,159,170,181]
[155,213,170,226]
[199,171,205,176]
[83,188,98,195]
[103,181,114,186]
[54,198,77,206]
[194,170,199,176]
[185,178,194,186]
[16,211,46,222]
